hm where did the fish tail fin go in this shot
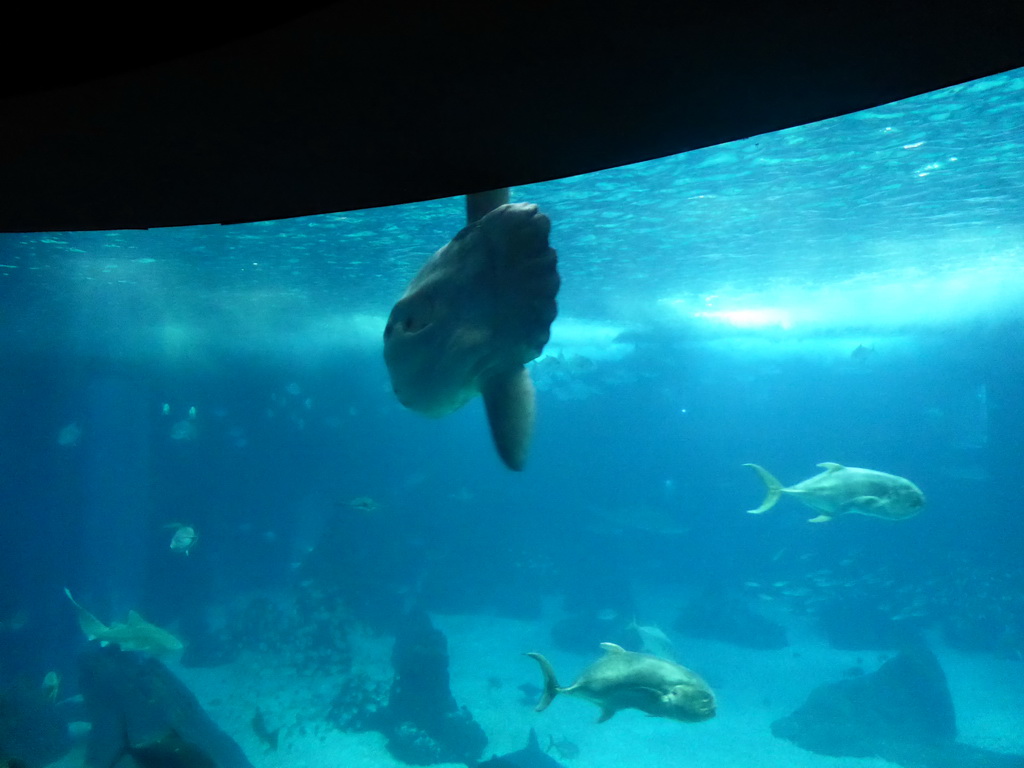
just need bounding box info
[524,652,560,712]
[63,587,107,641]
[743,463,784,514]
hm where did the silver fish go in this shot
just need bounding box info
[525,642,715,723]
[743,462,925,522]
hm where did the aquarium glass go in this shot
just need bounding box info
[1,67,1022,768]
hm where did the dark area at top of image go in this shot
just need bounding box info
[1,3,1024,232]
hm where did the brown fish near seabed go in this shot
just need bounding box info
[743,462,925,522]
[383,190,560,471]
[525,642,716,723]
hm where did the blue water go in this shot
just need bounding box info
[0,66,1022,762]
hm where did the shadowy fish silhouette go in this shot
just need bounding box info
[114,723,217,768]
[477,728,565,768]
[383,189,559,470]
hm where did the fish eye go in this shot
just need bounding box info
[387,296,433,337]
[402,314,427,333]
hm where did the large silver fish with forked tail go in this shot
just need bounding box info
[383,190,559,471]
[743,462,925,522]
[525,642,716,724]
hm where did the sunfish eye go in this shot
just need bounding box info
[387,296,434,338]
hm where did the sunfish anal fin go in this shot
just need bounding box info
[481,365,535,471]
[596,708,616,723]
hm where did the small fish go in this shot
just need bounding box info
[742,462,925,522]
[525,642,715,723]
[0,609,28,633]
[517,682,543,706]
[165,524,198,555]
[627,618,676,660]
[42,671,60,702]
[547,735,580,760]
[851,344,874,362]
[63,588,183,656]
[347,496,379,513]
[170,420,197,441]
[57,421,81,447]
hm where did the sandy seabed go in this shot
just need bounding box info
[54,605,1024,768]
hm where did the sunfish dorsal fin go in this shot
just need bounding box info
[599,642,626,654]
[816,462,845,472]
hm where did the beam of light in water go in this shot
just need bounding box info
[660,257,1024,334]
[692,308,794,330]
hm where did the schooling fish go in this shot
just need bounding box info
[743,462,925,522]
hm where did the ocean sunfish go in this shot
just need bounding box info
[743,462,925,522]
[525,642,716,723]
[383,190,560,471]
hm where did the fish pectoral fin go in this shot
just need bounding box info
[596,708,616,723]
[816,462,845,472]
[481,366,535,471]
[852,495,884,507]
[838,495,886,515]
[633,685,668,703]
[807,514,833,523]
